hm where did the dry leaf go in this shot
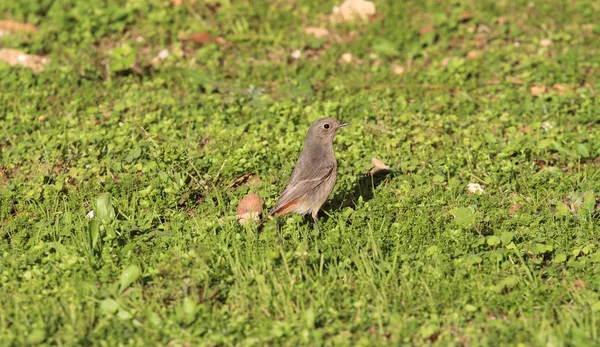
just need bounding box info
[368,157,391,176]
[237,193,264,225]
[0,20,38,36]
[460,11,473,23]
[214,37,227,45]
[466,50,481,59]
[392,65,404,75]
[331,0,376,22]
[169,0,192,6]
[540,38,552,47]
[572,279,586,291]
[581,24,594,33]
[441,57,452,67]
[506,76,524,84]
[228,173,255,189]
[466,183,484,194]
[508,204,521,213]
[304,27,330,39]
[519,125,532,133]
[0,49,49,73]
[530,85,547,97]
[477,24,490,33]
[552,83,575,95]
[182,32,213,45]
[246,174,263,187]
[419,25,435,36]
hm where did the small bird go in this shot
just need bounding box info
[259,117,349,233]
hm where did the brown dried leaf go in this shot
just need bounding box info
[237,193,264,225]
[169,0,194,6]
[530,85,548,97]
[552,83,576,95]
[228,172,253,189]
[572,279,586,291]
[420,25,435,36]
[331,0,376,22]
[0,49,49,73]
[0,20,38,35]
[182,32,213,45]
[477,24,490,33]
[581,24,594,33]
[506,76,524,85]
[304,27,330,39]
[246,174,263,187]
[466,50,481,59]
[460,11,473,23]
[519,125,532,133]
[214,37,227,45]
[368,157,391,176]
[508,204,521,214]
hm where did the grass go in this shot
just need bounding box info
[1,0,599,345]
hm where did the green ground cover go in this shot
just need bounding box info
[1,0,599,345]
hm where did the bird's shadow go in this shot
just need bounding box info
[317,169,393,224]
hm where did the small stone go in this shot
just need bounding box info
[341,52,353,63]
[157,49,169,60]
[392,65,404,74]
[541,121,554,131]
[467,183,484,195]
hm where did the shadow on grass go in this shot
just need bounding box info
[317,169,394,224]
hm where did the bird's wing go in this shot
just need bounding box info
[267,163,335,216]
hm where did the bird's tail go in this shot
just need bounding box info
[257,219,266,233]
[257,209,275,233]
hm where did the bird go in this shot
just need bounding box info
[258,117,349,233]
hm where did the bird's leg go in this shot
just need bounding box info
[312,211,320,235]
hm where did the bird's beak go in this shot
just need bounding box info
[338,122,350,128]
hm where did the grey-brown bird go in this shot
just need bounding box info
[259,117,349,233]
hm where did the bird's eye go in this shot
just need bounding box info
[323,124,330,129]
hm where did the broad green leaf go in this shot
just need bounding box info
[432,174,445,183]
[371,38,400,57]
[450,207,476,226]
[575,143,590,158]
[119,265,140,292]
[554,253,567,263]
[96,193,116,222]
[500,232,514,245]
[100,298,119,315]
[487,236,501,246]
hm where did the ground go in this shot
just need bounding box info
[1,0,599,345]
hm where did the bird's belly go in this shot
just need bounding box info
[306,175,337,209]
